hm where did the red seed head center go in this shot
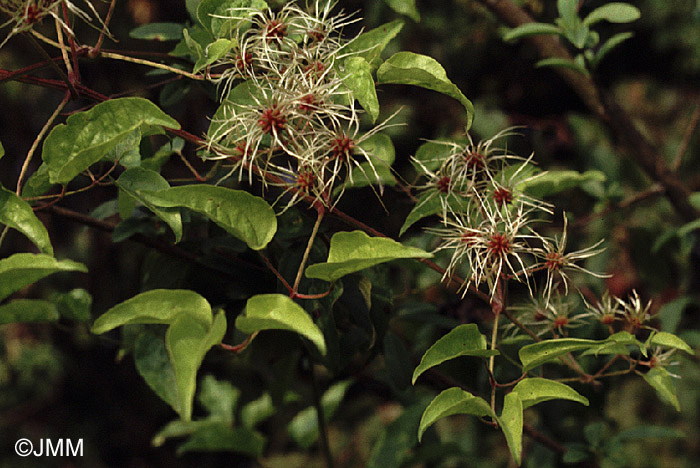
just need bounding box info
[436,176,451,193]
[487,233,511,257]
[545,251,564,270]
[258,106,286,134]
[331,135,355,159]
[493,187,513,206]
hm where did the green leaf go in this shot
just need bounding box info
[0,185,53,255]
[91,289,214,334]
[499,392,523,466]
[194,38,234,73]
[503,22,562,41]
[612,425,685,443]
[412,324,498,384]
[418,387,494,442]
[198,0,267,36]
[42,97,180,184]
[134,331,180,413]
[0,253,87,302]
[583,3,641,26]
[517,170,605,198]
[535,57,590,76]
[0,299,59,325]
[235,294,326,355]
[241,393,275,429]
[519,338,601,371]
[116,168,183,242]
[145,185,276,250]
[377,52,474,128]
[167,310,227,420]
[198,374,239,423]
[130,22,185,41]
[642,367,680,411]
[342,57,380,123]
[511,378,589,409]
[20,163,54,198]
[368,399,430,468]
[382,0,420,22]
[658,296,695,334]
[592,32,633,67]
[346,133,396,189]
[413,140,458,172]
[399,191,470,236]
[343,20,404,68]
[176,424,264,456]
[105,128,141,169]
[305,231,432,282]
[287,380,351,448]
[649,331,693,355]
[557,0,578,25]
[54,288,92,321]
[0,140,4,159]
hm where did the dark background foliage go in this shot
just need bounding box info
[1,1,699,467]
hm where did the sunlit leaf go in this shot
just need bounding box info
[145,185,276,250]
[0,185,53,255]
[0,253,86,302]
[194,38,234,72]
[342,20,404,67]
[583,3,641,26]
[305,231,432,282]
[519,338,601,371]
[512,378,589,409]
[91,289,214,334]
[42,97,180,184]
[235,294,326,355]
[378,52,474,128]
[342,56,379,123]
[503,22,562,41]
[642,367,680,411]
[241,393,275,429]
[116,168,183,242]
[418,387,494,441]
[412,324,498,384]
[516,170,605,198]
[650,331,693,355]
[167,310,227,420]
[499,392,523,466]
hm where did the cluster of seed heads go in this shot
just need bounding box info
[205,1,390,210]
[0,0,104,49]
[415,129,605,300]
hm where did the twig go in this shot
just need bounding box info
[672,102,700,171]
[24,32,77,98]
[292,206,325,296]
[97,51,205,81]
[91,0,117,57]
[15,93,70,196]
